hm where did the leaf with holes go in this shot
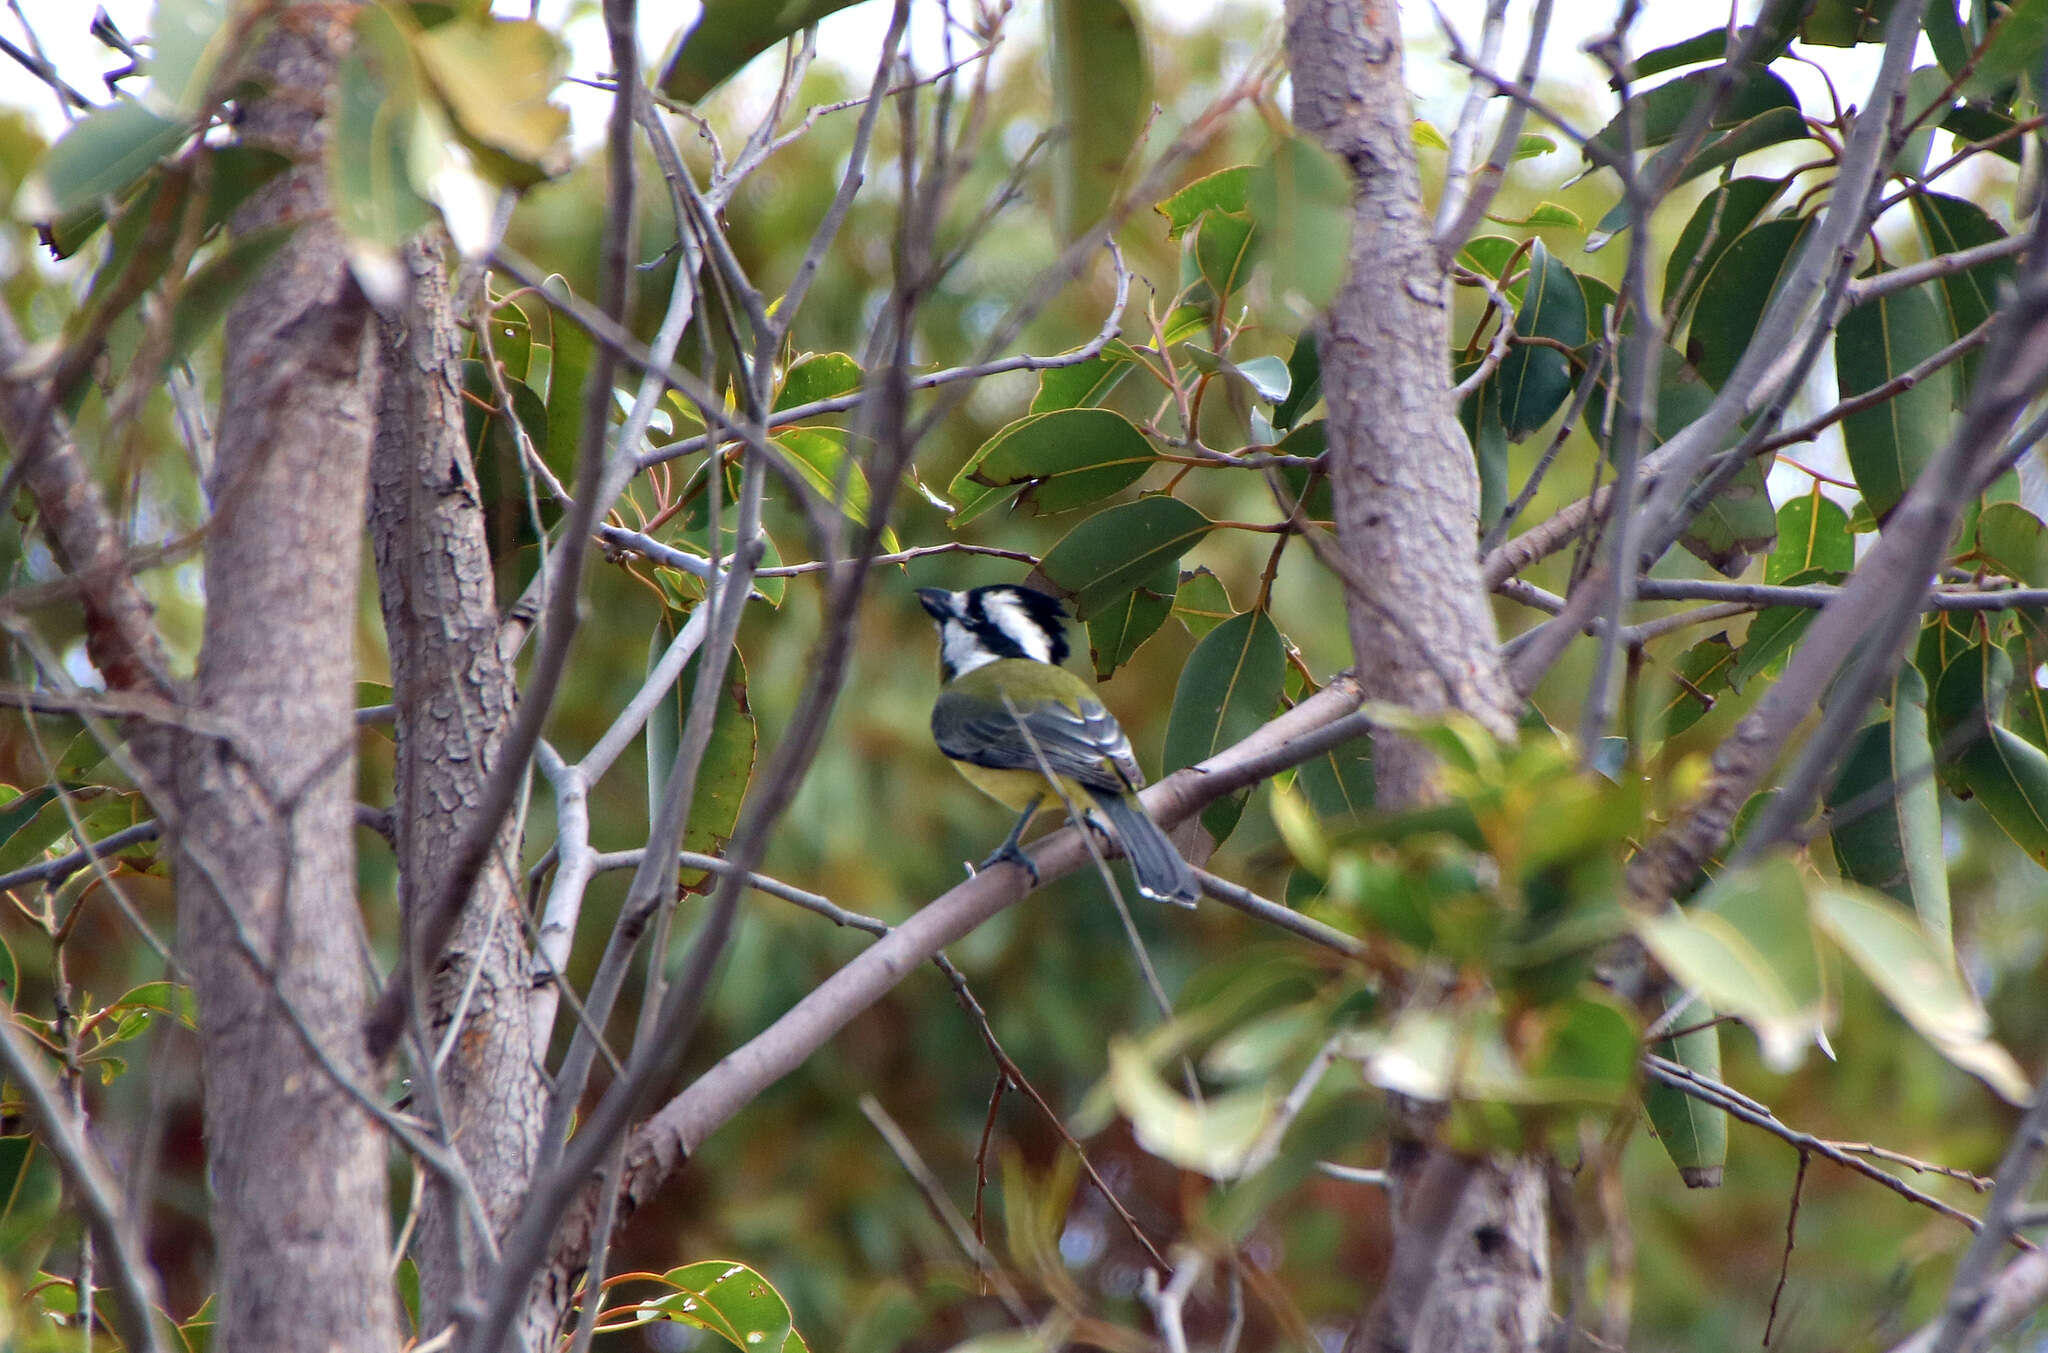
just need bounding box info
[638,1260,809,1353]
[1031,342,1140,413]
[1659,631,1736,737]
[774,352,862,414]
[1172,568,1233,639]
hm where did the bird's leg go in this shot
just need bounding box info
[975,794,1042,885]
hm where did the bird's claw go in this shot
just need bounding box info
[974,840,1040,887]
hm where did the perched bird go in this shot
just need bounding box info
[915,584,1198,907]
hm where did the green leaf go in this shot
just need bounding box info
[22,98,185,223]
[1030,344,1137,413]
[541,275,593,467]
[414,16,568,186]
[1802,0,1894,44]
[0,1134,62,1261]
[1455,354,1508,532]
[1965,0,2048,97]
[1766,487,1852,582]
[1587,67,1798,161]
[1934,643,2048,866]
[1813,887,2028,1102]
[1597,106,1810,241]
[1635,856,1825,1070]
[0,934,15,1004]
[1272,330,1322,431]
[1455,233,1521,284]
[1049,0,1149,240]
[659,0,869,101]
[1836,278,1954,519]
[1926,0,1969,80]
[1730,567,1832,692]
[1663,176,1783,321]
[1972,501,2048,586]
[775,427,872,525]
[1910,193,2013,400]
[1682,461,1776,578]
[1156,166,1251,239]
[1296,722,1373,819]
[0,792,131,879]
[1688,215,1812,390]
[675,650,755,894]
[949,408,1156,520]
[1086,572,1174,679]
[1940,102,2024,163]
[1888,664,1951,943]
[1107,1039,1277,1179]
[1830,668,1951,939]
[774,351,863,413]
[1194,210,1258,302]
[329,5,439,259]
[144,0,234,115]
[1950,723,2048,867]
[1246,135,1353,311]
[1645,1004,1726,1187]
[1163,609,1285,841]
[1171,567,1233,639]
[643,1259,811,1353]
[1496,239,1585,440]
[1633,28,1740,79]
[1485,201,1581,229]
[1659,631,1736,737]
[1524,994,1640,1106]
[1040,497,1212,617]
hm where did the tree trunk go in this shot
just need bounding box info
[173,8,401,1351]
[370,234,543,1336]
[1282,1,1548,1348]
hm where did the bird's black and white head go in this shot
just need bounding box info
[916,584,1071,681]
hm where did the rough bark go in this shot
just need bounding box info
[1284,0,1518,798]
[0,307,175,708]
[173,8,401,1352]
[1283,1,1547,1349]
[370,234,543,1336]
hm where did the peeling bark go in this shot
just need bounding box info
[1283,2,1547,1349]
[173,8,401,1351]
[370,234,543,1338]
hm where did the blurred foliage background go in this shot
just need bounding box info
[2,1,2046,1349]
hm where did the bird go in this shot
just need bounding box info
[915,583,1199,907]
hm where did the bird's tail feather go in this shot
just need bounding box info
[1086,787,1198,908]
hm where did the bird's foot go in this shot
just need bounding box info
[974,840,1040,887]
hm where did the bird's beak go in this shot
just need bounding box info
[914,587,954,620]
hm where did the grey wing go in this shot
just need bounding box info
[933,693,1140,793]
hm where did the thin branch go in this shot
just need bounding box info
[0,1019,165,1353]
[1924,1058,2048,1353]
[860,1096,1035,1326]
[1643,1055,1995,1238]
